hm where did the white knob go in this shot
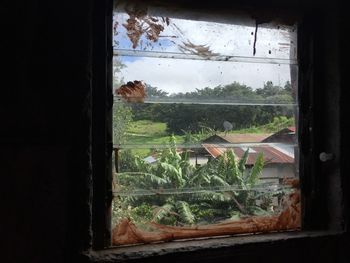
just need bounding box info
[319,152,334,162]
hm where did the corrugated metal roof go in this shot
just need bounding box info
[261,127,296,143]
[288,126,296,132]
[202,143,294,164]
[270,143,295,158]
[206,133,272,143]
[143,156,157,163]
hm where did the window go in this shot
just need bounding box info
[111,0,300,247]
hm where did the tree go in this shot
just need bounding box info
[145,84,169,98]
[113,57,126,90]
[113,58,134,145]
[130,81,294,134]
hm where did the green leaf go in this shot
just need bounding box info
[225,150,240,184]
[142,173,168,186]
[160,162,183,187]
[210,175,230,187]
[238,148,249,173]
[247,152,264,187]
[152,203,175,222]
[251,206,270,216]
[199,191,231,202]
[175,201,195,224]
[116,172,168,189]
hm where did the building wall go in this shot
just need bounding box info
[261,164,295,179]
[262,129,295,144]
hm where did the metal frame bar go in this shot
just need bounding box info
[113,49,298,65]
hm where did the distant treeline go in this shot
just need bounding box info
[128,81,296,134]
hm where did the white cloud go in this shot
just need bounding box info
[120,56,291,94]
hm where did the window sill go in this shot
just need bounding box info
[84,230,343,262]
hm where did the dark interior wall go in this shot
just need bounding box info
[0,0,348,263]
[1,1,93,262]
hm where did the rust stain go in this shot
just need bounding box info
[282,177,299,188]
[112,180,301,246]
[179,40,219,58]
[122,4,169,49]
[115,80,146,103]
[202,143,293,165]
[113,21,119,36]
[171,23,184,36]
[253,21,258,56]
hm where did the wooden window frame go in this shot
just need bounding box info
[90,0,344,258]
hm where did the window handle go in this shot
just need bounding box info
[319,152,334,162]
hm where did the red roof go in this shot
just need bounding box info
[202,144,294,165]
[288,126,296,132]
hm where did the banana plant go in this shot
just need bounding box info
[189,149,265,216]
[113,136,267,226]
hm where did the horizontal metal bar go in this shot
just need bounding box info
[113,143,298,149]
[113,48,298,65]
[114,97,298,107]
[113,183,293,196]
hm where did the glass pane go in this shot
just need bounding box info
[113,1,297,60]
[113,102,297,146]
[112,144,299,246]
[112,0,299,246]
[114,56,297,105]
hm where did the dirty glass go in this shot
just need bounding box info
[112,0,300,246]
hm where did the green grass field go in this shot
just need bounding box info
[123,117,294,157]
[127,120,167,137]
[125,120,184,156]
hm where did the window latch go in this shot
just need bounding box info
[319,152,334,162]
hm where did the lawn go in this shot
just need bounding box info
[125,120,184,156]
[126,120,167,137]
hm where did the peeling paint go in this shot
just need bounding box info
[112,179,300,246]
[115,81,146,103]
[178,40,219,58]
[121,4,169,49]
[253,22,259,56]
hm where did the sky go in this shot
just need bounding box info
[118,56,291,93]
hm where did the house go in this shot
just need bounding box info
[202,133,272,144]
[262,127,296,144]
[202,143,295,183]
[200,129,297,182]
[195,133,272,166]
[144,129,297,180]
